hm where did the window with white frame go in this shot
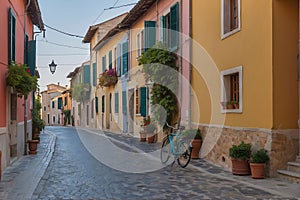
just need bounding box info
[221,0,240,39]
[136,29,144,57]
[221,66,242,112]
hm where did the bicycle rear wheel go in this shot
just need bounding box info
[161,137,170,164]
[177,141,192,168]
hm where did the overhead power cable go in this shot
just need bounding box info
[44,23,84,39]
[38,39,89,50]
[104,2,137,10]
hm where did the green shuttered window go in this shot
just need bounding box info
[122,91,127,114]
[140,87,147,117]
[95,97,99,114]
[8,8,16,63]
[109,50,112,70]
[115,93,119,113]
[58,97,62,109]
[83,65,90,84]
[92,63,97,86]
[102,56,106,73]
[122,42,128,75]
[28,40,36,76]
[144,21,156,50]
[102,95,105,113]
[170,2,179,51]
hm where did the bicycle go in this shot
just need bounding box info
[160,122,192,168]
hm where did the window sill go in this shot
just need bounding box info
[221,108,242,114]
[221,28,241,40]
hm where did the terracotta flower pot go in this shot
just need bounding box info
[140,133,147,142]
[250,163,266,179]
[191,139,202,159]
[28,140,39,154]
[147,133,156,143]
[231,158,251,175]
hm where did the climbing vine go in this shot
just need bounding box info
[138,42,178,127]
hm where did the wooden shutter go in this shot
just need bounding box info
[170,2,179,50]
[95,96,99,114]
[117,44,121,76]
[144,21,156,50]
[122,42,128,75]
[115,93,119,113]
[109,50,112,70]
[102,95,105,113]
[83,65,90,84]
[28,40,36,76]
[122,91,127,115]
[102,56,106,73]
[58,98,62,109]
[8,8,16,63]
[140,87,147,117]
[92,63,97,86]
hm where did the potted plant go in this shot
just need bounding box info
[142,117,157,143]
[28,139,39,154]
[229,141,251,175]
[182,128,202,159]
[250,149,270,179]
[140,116,150,142]
[226,101,234,109]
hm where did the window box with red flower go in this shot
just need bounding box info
[99,68,118,87]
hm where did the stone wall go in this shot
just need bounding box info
[193,124,299,177]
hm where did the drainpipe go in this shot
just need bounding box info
[188,0,192,129]
[23,0,31,155]
[176,0,183,128]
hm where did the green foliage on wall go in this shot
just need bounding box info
[6,63,38,98]
[138,42,178,127]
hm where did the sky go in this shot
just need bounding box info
[36,0,138,92]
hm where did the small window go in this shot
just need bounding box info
[221,66,242,113]
[136,30,144,58]
[221,0,241,39]
[52,101,55,109]
[44,106,46,111]
[114,47,117,68]
[102,55,106,73]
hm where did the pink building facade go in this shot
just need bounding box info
[0,0,43,171]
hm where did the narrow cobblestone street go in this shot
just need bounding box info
[1,126,299,200]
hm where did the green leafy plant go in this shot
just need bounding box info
[138,42,178,127]
[229,142,251,160]
[31,98,45,132]
[72,83,90,102]
[6,63,37,98]
[182,128,202,140]
[251,149,270,163]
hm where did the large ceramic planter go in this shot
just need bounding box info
[250,163,266,179]
[147,133,157,143]
[231,158,250,175]
[28,140,39,154]
[191,139,202,159]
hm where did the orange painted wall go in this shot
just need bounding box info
[272,0,299,129]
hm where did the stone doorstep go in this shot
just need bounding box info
[277,170,300,184]
[287,162,300,173]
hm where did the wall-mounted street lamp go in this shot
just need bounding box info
[49,60,57,74]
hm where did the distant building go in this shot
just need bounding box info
[41,83,67,126]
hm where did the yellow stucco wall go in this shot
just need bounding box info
[191,0,285,129]
[96,31,128,133]
[273,0,299,129]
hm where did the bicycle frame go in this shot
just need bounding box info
[167,129,185,158]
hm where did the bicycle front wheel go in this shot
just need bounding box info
[160,137,170,164]
[177,141,192,168]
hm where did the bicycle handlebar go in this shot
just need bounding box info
[165,122,185,131]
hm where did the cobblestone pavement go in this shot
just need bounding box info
[28,126,299,200]
[0,129,56,200]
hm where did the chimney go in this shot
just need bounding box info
[58,82,60,86]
